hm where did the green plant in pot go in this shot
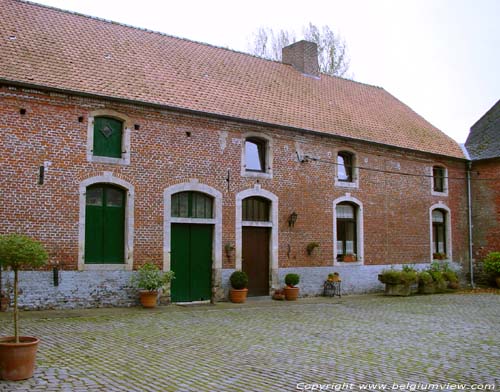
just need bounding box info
[378,267,417,296]
[284,273,300,300]
[483,252,500,288]
[0,234,48,380]
[418,271,435,294]
[229,270,248,303]
[131,262,174,308]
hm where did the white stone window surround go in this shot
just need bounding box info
[333,194,364,266]
[241,132,273,179]
[430,164,449,196]
[235,185,279,288]
[163,181,222,272]
[86,109,132,165]
[429,202,452,261]
[78,172,134,271]
[334,148,359,189]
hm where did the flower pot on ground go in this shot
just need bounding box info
[284,273,300,300]
[378,268,417,297]
[482,252,500,288]
[0,234,48,380]
[229,270,248,303]
[131,263,174,308]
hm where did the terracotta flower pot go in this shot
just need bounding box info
[284,286,300,301]
[0,336,40,381]
[139,290,158,308]
[342,255,357,262]
[229,288,248,303]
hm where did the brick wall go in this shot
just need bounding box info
[470,159,500,282]
[0,85,470,306]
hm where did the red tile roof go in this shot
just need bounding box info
[0,0,465,158]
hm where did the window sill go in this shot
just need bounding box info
[431,190,448,197]
[81,263,131,271]
[335,179,358,188]
[88,155,130,165]
[334,260,363,266]
[242,170,272,180]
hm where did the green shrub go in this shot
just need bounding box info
[285,273,300,287]
[230,270,248,290]
[428,270,445,283]
[378,269,417,285]
[442,270,458,283]
[418,271,433,285]
[131,262,174,291]
[483,252,500,276]
[402,264,417,273]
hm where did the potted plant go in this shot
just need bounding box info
[417,271,436,294]
[342,253,357,262]
[284,273,300,300]
[229,270,248,303]
[483,252,500,288]
[131,262,174,308]
[442,270,459,290]
[327,272,341,282]
[378,268,417,296]
[0,234,48,380]
[272,288,285,300]
[433,252,447,260]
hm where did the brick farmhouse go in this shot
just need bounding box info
[0,0,474,308]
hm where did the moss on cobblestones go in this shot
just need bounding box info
[0,294,498,391]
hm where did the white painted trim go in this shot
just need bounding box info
[240,132,273,179]
[429,203,452,261]
[78,172,134,271]
[87,109,132,165]
[430,165,449,197]
[163,182,222,272]
[334,148,359,189]
[333,195,364,266]
[235,186,279,290]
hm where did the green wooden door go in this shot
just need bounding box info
[171,224,212,302]
[85,185,125,264]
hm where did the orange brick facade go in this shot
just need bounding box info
[0,85,470,278]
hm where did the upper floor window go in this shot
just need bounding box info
[93,117,123,158]
[242,134,272,179]
[245,138,266,172]
[432,166,448,195]
[87,110,131,165]
[171,191,213,219]
[337,151,353,182]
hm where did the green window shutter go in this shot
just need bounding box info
[93,117,123,158]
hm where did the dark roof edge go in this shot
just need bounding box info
[0,78,466,162]
[469,98,500,131]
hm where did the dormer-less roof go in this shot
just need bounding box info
[0,0,465,159]
[465,100,500,160]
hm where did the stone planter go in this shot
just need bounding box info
[418,283,436,295]
[384,283,411,296]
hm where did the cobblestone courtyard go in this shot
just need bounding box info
[0,293,499,392]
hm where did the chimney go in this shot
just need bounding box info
[282,40,320,77]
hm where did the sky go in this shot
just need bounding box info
[33,0,500,144]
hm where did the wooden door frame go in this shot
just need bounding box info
[163,181,222,297]
[78,173,135,271]
[235,185,279,291]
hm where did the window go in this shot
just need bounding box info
[433,166,446,193]
[245,138,266,172]
[171,191,213,219]
[242,196,270,222]
[93,117,123,158]
[336,202,357,261]
[337,152,353,182]
[242,134,272,178]
[432,209,447,256]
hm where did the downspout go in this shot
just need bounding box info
[466,161,475,288]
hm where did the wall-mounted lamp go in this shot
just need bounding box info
[288,212,298,227]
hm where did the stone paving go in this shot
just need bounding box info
[0,293,499,392]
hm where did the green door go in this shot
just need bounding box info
[171,224,212,302]
[85,185,125,264]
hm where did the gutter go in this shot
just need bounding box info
[466,160,475,288]
[0,78,467,162]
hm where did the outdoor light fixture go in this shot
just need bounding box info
[288,211,298,227]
